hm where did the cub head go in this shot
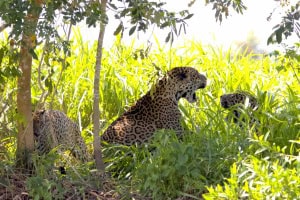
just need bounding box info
[220,92,258,110]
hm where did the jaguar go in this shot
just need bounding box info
[33,110,88,161]
[220,91,259,127]
[101,67,207,145]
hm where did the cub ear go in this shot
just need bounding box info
[177,72,187,80]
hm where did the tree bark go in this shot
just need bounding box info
[16,1,42,172]
[92,0,107,172]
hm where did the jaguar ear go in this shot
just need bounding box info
[177,72,187,80]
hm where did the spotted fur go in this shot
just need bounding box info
[220,92,259,127]
[101,67,207,145]
[33,110,88,161]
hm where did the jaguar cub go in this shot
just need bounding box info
[220,91,259,129]
[33,110,88,161]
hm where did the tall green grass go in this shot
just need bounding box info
[0,30,299,199]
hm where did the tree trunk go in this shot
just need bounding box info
[92,0,107,172]
[16,2,42,172]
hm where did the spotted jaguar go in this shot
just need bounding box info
[220,91,259,128]
[33,110,88,161]
[101,67,207,145]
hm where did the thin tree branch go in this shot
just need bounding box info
[49,23,72,110]
[0,23,8,33]
[92,0,107,172]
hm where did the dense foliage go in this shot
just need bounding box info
[0,32,299,198]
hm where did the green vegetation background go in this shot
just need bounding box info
[1,31,299,199]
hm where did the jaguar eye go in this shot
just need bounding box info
[222,101,228,108]
[177,72,187,80]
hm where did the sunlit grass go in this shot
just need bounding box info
[0,30,299,199]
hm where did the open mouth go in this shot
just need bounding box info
[189,92,197,103]
[198,82,206,89]
[180,91,197,103]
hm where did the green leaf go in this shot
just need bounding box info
[178,154,188,165]
[29,48,38,60]
[45,77,53,93]
[275,28,283,44]
[267,34,275,45]
[165,32,171,43]
[160,22,169,29]
[114,23,123,36]
[11,66,21,77]
[129,25,136,36]
[108,3,117,10]
[184,13,194,20]
[0,48,5,66]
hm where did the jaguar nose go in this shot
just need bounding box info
[198,74,207,89]
[198,82,206,89]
